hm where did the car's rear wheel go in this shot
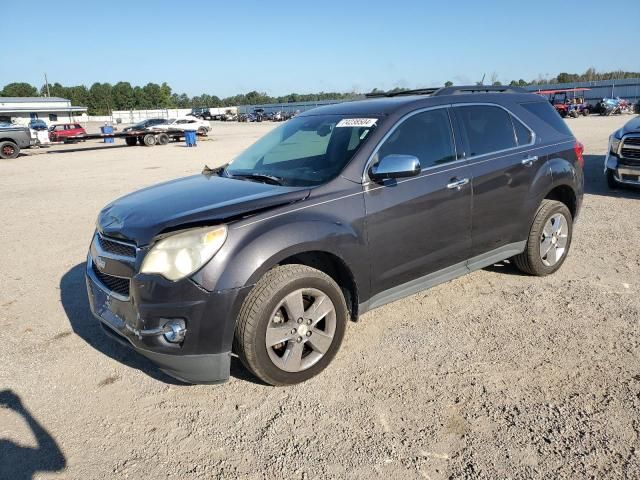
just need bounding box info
[234,264,348,386]
[197,127,208,136]
[156,133,170,145]
[0,141,19,159]
[513,200,573,276]
[142,134,156,146]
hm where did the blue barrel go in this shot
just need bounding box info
[185,130,197,147]
[100,125,114,143]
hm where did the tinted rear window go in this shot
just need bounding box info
[456,105,516,157]
[520,101,573,136]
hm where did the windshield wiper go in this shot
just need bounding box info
[228,172,284,186]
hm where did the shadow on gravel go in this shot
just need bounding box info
[34,143,131,155]
[0,390,66,480]
[483,258,529,276]
[60,263,260,385]
[583,154,640,198]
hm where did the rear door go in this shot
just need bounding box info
[364,107,472,298]
[453,104,538,257]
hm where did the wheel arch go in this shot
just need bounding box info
[543,183,577,219]
[278,250,359,321]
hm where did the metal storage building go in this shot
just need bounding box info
[0,97,88,125]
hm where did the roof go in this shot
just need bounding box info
[299,88,541,117]
[0,106,87,113]
[0,97,69,103]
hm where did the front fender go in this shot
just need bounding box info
[192,189,368,296]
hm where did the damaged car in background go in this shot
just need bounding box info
[605,116,640,189]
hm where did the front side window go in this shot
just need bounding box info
[373,108,456,169]
[457,105,517,157]
[224,114,377,187]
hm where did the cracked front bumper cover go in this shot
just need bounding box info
[85,257,247,384]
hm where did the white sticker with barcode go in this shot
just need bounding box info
[336,118,377,128]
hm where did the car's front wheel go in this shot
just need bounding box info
[513,200,573,276]
[234,264,348,385]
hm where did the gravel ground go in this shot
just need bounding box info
[1,115,639,480]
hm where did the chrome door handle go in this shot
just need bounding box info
[521,155,538,166]
[447,178,469,190]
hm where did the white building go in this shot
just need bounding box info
[0,97,88,126]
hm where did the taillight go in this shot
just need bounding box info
[574,141,584,168]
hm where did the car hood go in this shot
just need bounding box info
[620,117,640,136]
[98,174,310,245]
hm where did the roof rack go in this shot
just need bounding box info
[364,85,529,99]
[365,88,440,98]
[432,85,528,96]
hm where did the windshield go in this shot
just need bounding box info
[224,114,378,186]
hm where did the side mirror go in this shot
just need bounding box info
[369,154,421,181]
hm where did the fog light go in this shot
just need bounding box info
[163,319,187,343]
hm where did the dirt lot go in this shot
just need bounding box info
[1,115,639,479]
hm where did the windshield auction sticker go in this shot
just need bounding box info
[336,118,377,128]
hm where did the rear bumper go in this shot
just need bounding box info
[86,254,248,384]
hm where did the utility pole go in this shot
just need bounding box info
[44,73,50,97]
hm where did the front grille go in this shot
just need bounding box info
[98,234,136,257]
[620,148,640,160]
[92,261,130,297]
[621,136,640,161]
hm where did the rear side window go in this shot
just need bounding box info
[512,116,533,146]
[376,108,456,168]
[456,105,516,157]
[520,101,573,136]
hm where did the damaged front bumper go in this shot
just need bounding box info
[85,252,247,384]
[605,154,640,186]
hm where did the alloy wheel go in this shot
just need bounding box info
[265,288,337,373]
[540,213,568,266]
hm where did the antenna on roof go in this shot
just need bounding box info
[44,73,50,97]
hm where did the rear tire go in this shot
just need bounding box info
[197,127,208,136]
[156,133,170,145]
[0,141,19,159]
[513,200,573,276]
[143,134,157,146]
[234,265,348,386]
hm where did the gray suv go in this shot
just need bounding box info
[86,86,584,385]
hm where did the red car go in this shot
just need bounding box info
[49,123,86,142]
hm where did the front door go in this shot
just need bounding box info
[364,107,472,299]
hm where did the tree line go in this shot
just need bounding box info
[1,69,639,115]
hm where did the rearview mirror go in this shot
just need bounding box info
[369,154,421,181]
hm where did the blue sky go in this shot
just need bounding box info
[3,0,639,97]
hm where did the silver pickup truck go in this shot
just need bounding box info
[0,123,34,159]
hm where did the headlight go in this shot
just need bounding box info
[609,135,621,155]
[140,225,227,281]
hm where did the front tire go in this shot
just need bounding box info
[234,265,348,386]
[513,200,573,276]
